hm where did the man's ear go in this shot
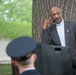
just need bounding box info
[33,53,37,62]
[14,60,17,65]
[14,60,19,67]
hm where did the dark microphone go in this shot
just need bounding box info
[52,19,56,23]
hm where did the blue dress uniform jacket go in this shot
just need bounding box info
[21,70,42,75]
[41,21,76,75]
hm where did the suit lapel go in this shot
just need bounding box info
[50,21,70,46]
[64,21,70,46]
[50,24,61,45]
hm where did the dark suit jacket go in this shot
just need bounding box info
[21,70,42,75]
[41,21,76,75]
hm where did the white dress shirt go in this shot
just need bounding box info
[56,19,66,47]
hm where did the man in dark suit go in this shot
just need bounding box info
[41,6,76,75]
[6,36,42,75]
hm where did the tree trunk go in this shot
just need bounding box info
[32,0,76,42]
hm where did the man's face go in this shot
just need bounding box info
[50,7,63,24]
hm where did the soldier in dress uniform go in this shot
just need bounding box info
[6,36,42,75]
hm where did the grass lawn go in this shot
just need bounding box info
[0,20,32,39]
[0,64,12,75]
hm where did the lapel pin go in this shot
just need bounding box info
[67,30,69,32]
[70,34,71,36]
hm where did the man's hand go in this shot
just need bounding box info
[42,18,52,30]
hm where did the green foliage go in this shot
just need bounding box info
[0,0,32,22]
[0,20,32,39]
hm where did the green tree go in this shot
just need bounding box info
[0,0,32,22]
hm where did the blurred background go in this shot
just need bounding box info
[0,0,32,75]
